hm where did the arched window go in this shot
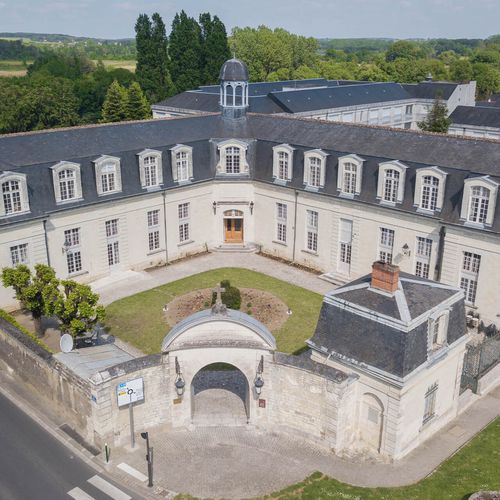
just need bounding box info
[143,155,158,187]
[58,169,76,201]
[176,150,189,181]
[309,157,322,188]
[421,175,440,211]
[343,162,357,195]
[468,186,490,224]
[2,180,22,214]
[383,169,400,203]
[225,146,241,174]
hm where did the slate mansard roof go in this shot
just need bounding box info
[1,113,500,233]
[308,273,466,378]
[450,105,500,129]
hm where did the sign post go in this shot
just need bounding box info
[117,378,144,449]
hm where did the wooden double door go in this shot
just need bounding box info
[224,218,243,243]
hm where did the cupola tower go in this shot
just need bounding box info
[219,58,249,119]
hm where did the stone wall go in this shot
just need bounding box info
[0,318,94,444]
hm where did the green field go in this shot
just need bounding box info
[0,59,29,77]
[105,268,323,355]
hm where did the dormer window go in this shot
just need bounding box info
[171,145,193,183]
[51,162,82,204]
[272,144,294,182]
[337,155,364,196]
[428,311,449,352]
[226,147,241,173]
[0,173,30,217]
[94,156,122,196]
[138,149,163,189]
[216,140,249,175]
[303,150,327,189]
[377,161,407,205]
[415,167,447,213]
[460,176,498,227]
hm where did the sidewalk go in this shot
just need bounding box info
[93,252,335,305]
[107,385,500,499]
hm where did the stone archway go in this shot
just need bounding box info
[191,362,249,426]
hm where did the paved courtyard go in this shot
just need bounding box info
[108,385,500,499]
[93,252,334,306]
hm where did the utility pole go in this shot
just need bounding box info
[141,432,153,487]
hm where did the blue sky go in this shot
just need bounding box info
[0,0,498,39]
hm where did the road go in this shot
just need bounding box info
[0,391,140,500]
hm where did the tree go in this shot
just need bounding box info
[473,63,500,99]
[199,13,231,84]
[126,81,151,120]
[450,59,473,82]
[1,264,59,335]
[418,94,451,133]
[169,10,203,92]
[151,12,175,100]
[54,280,105,338]
[101,80,127,122]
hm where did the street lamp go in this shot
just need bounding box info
[254,374,264,395]
[249,201,254,214]
[140,432,153,488]
[175,375,185,396]
[212,201,217,214]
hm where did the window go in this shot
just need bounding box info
[278,152,289,180]
[10,243,28,266]
[138,150,163,189]
[276,203,287,243]
[468,186,490,224]
[415,237,432,279]
[273,144,294,181]
[101,164,116,193]
[2,180,22,214]
[64,228,82,275]
[59,169,77,201]
[178,202,190,243]
[225,147,241,173]
[421,176,439,211]
[460,252,481,304]
[338,155,363,195]
[423,383,438,424]
[383,169,400,203]
[342,163,357,195]
[306,210,318,252]
[405,105,413,115]
[379,228,394,264]
[105,219,119,267]
[94,156,121,196]
[338,219,353,274]
[147,209,160,251]
[176,151,189,181]
[309,157,321,188]
[217,140,249,175]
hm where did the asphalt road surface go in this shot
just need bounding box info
[0,391,140,499]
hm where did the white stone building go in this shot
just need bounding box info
[0,59,499,332]
[449,105,500,139]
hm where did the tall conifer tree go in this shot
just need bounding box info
[135,14,156,100]
[126,82,151,120]
[101,80,127,122]
[168,10,203,92]
[199,13,231,84]
[151,12,175,100]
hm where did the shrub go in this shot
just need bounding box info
[211,280,241,310]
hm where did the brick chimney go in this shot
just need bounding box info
[371,261,400,293]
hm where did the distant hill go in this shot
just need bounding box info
[0,32,134,44]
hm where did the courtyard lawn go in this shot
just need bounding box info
[264,417,500,500]
[105,267,323,355]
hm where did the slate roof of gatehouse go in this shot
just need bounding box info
[1,113,500,235]
[308,273,466,378]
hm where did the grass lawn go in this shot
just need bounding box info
[173,417,500,500]
[0,60,29,77]
[105,267,323,355]
[96,59,136,72]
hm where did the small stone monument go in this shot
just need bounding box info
[211,283,227,315]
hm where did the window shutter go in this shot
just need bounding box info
[171,151,178,182]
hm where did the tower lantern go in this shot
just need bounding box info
[219,58,249,119]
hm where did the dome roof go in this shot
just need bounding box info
[219,58,249,82]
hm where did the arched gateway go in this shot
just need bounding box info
[161,297,276,427]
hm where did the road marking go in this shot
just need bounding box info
[87,475,131,500]
[118,462,148,482]
[67,487,94,499]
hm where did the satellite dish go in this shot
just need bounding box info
[60,334,74,353]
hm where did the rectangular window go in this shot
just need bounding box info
[144,156,158,187]
[306,210,318,252]
[276,203,287,243]
[178,202,190,243]
[338,219,353,274]
[415,237,432,279]
[105,219,119,238]
[460,252,481,304]
[278,152,289,180]
[147,209,160,251]
[423,383,438,424]
[383,169,400,203]
[176,151,189,181]
[10,243,28,266]
[309,158,321,188]
[64,228,82,274]
[379,227,394,264]
[64,228,80,247]
[107,241,120,266]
